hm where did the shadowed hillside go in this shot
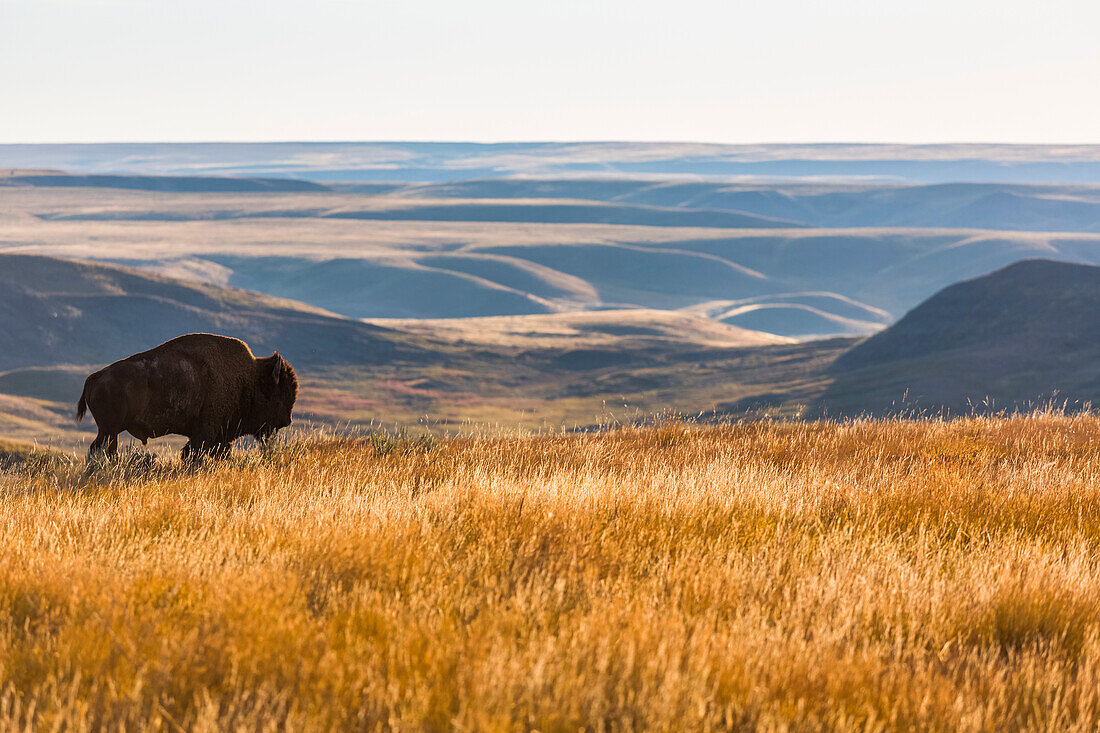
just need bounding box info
[470,243,779,307]
[1,170,330,193]
[818,259,1100,415]
[213,256,560,319]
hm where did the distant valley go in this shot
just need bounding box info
[7,172,1100,332]
[3,143,1100,450]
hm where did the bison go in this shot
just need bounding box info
[76,333,298,459]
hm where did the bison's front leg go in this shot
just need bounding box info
[181,438,231,462]
[181,439,212,462]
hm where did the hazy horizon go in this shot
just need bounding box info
[7,138,1100,145]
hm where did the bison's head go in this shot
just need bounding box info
[254,351,298,441]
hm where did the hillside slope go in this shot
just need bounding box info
[818,259,1100,415]
[0,254,420,373]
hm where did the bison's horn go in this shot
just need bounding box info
[272,353,285,384]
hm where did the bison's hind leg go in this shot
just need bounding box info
[89,432,108,456]
[89,432,120,459]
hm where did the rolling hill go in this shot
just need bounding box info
[16,168,1100,233]
[0,254,826,449]
[683,292,891,333]
[0,254,421,373]
[7,174,1100,335]
[407,180,1100,233]
[365,309,791,350]
[7,254,1097,445]
[817,259,1100,415]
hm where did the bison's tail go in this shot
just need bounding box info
[76,385,88,423]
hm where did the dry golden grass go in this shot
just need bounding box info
[1,416,1100,730]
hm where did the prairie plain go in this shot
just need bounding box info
[1,416,1099,730]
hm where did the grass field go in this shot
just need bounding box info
[1,415,1099,730]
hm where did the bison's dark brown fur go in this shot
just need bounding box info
[76,333,298,459]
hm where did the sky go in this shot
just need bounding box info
[2,0,1099,144]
